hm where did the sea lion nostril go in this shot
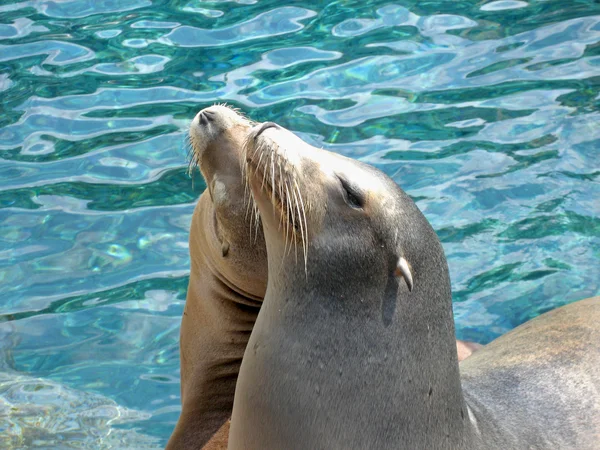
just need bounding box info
[254,122,279,139]
[198,111,209,126]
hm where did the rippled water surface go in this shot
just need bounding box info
[1,0,599,447]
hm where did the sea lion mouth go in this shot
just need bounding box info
[243,123,309,267]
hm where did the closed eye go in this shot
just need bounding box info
[337,175,365,209]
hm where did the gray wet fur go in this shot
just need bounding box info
[460,296,600,449]
[229,123,600,449]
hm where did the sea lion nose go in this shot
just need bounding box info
[254,122,279,139]
[198,109,217,126]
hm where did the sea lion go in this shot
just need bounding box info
[166,105,267,450]
[166,106,481,449]
[229,120,600,449]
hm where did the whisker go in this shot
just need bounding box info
[282,178,292,257]
[239,136,249,182]
[241,134,258,242]
[270,150,276,220]
[284,179,295,257]
[294,179,309,274]
[278,156,284,231]
[253,202,261,244]
[255,143,269,191]
[247,191,257,242]
[292,187,301,264]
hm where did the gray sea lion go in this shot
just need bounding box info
[166,106,481,449]
[229,120,600,449]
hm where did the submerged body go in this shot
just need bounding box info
[230,119,600,449]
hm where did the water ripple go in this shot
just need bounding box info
[0,0,152,18]
[159,7,317,47]
[0,40,95,65]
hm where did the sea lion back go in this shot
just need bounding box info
[460,297,600,450]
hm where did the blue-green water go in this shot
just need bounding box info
[0,0,599,447]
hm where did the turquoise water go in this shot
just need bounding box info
[1,0,599,447]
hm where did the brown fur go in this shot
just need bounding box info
[201,420,230,450]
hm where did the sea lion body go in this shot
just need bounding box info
[461,296,600,449]
[230,120,600,449]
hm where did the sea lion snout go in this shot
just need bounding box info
[188,105,253,182]
[197,108,216,126]
[191,105,240,136]
[253,121,279,139]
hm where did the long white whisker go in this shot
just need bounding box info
[248,192,257,242]
[292,185,307,274]
[270,150,276,221]
[254,143,266,185]
[278,157,284,231]
[241,140,254,241]
[294,179,309,274]
[253,202,261,244]
[284,179,295,259]
[282,178,292,258]
[260,145,269,191]
[292,188,304,266]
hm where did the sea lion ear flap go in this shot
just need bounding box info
[395,257,413,292]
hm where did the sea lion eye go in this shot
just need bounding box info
[337,176,364,209]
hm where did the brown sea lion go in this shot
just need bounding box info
[166,105,266,450]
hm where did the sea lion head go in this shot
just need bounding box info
[188,105,267,297]
[243,121,450,307]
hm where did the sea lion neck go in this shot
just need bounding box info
[259,233,476,449]
[194,193,267,299]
